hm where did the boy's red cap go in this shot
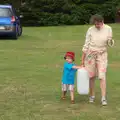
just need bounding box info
[64,52,75,61]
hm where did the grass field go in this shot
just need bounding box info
[0,24,120,120]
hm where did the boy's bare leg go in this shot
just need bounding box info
[70,91,74,103]
[61,91,67,99]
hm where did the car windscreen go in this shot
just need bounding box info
[0,8,13,17]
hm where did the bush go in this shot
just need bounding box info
[99,2,116,23]
[19,0,118,26]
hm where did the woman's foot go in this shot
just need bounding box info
[101,97,107,106]
[89,96,95,103]
[101,99,107,106]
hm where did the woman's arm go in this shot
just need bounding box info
[82,28,91,53]
[81,52,86,67]
[81,28,91,66]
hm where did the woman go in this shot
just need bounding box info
[81,14,114,106]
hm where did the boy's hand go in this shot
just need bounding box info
[72,65,82,69]
[78,66,82,69]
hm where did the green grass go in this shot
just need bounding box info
[0,24,120,120]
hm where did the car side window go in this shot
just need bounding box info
[12,7,20,17]
[11,7,16,16]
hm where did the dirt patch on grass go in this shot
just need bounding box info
[39,64,62,68]
[39,63,120,69]
[109,62,120,68]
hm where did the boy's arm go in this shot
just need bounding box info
[72,65,82,69]
[65,63,82,70]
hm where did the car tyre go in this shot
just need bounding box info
[12,26,18,40]
[18,25,22,36]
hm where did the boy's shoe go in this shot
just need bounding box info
[101,99,107,106]
[61,96,66,100]
[71,100,75,104]
[89,96,95,103]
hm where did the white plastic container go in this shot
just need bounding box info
[77,67,89,95]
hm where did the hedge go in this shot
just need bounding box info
[18,0,119,26]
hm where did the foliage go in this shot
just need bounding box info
[2,0,120,26]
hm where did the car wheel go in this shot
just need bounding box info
[12,26,18,40]
[18,25,22,36]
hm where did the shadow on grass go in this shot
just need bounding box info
[0,36,15,40]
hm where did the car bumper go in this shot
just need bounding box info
[0,25,16,36]
[0,31,16,36]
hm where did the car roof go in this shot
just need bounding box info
[0,5,12,8]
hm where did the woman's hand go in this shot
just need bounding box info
[107,39,114,47]
[81,63,85,67]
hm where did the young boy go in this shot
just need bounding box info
[61,52,81,104]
